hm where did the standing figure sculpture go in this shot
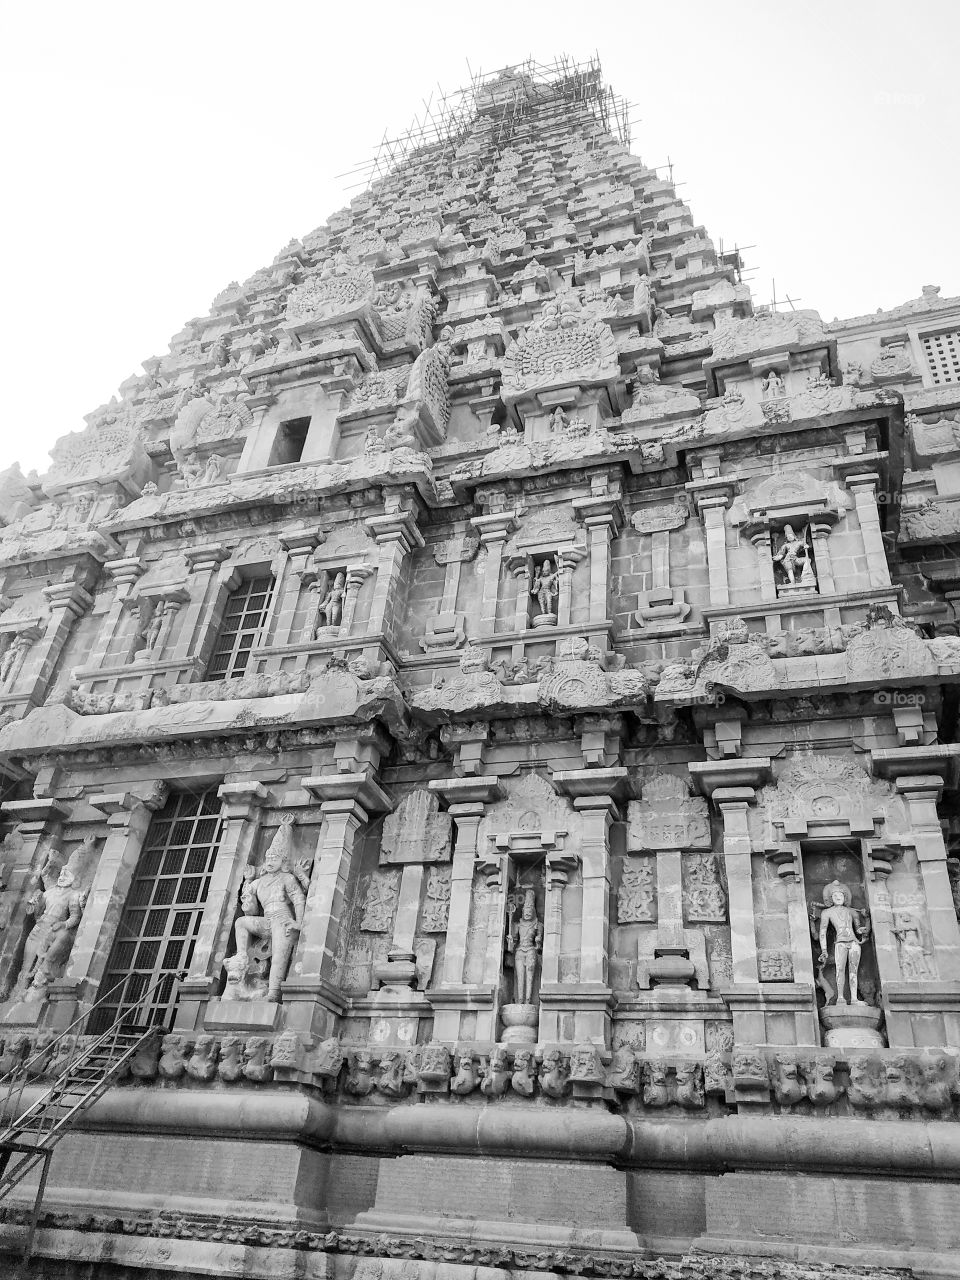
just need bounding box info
[311,571,346,638]
[231,816,306,1002]
[530,557,560,622]
[507,889,543,1006]
[0,634,31,687]
[14,840,92,1001]
[818,880,870,1005]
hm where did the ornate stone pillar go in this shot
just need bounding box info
[0,798,68,1005]
[427,776,502,1043]
[845,473,890,589]
[690,759,772,1044]
[59,783,169,1023]
[809,521,837,595]
[749,531,777,603]
[274,527,323,647]
[894,775,960,982]
[470,510,518,637]
[172,543,230,664]
[185,780,269,1031]
[688,480,736,607]
[285,757,391,1036]
[82,556,144,673]
[365,496,424,646]
[550,767,625,1046]
[573,493,623,625]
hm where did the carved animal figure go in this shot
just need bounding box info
[539,1049,569,1099]
[673,1061,704,1109]
[242,1036,274,1084]
[217,1036,244,1083]
[847,1055,884,1110]
[480,1046,511,1097]
[377,1051,407,1099]
[607,1047,640,1097]
[314,1038,344,1088]
[771,1054,805,1106]
[883,1055,915,1109]
[511,1048,535,1096]
[185,1035,218,1082]
[451,1052,480,1096]
[643,1060,670,1108]
[129,1030,160,1080]
[918,1052,957,1114]
[158,1034,189,1080]
[345,1051,376,1097]
[0,1034,29,1077]
[802,1056,840,1107]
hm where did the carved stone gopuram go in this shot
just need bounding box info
[0,53,958,1280]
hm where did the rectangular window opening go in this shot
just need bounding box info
[267,417,311,467]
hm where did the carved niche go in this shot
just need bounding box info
[380,789,452,865]
[627,772,711,851]
[500,291,619,404]
[284,252,376,328]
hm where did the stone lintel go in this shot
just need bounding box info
[1,797,69,827]
[688,758,772,797]
[428,776,504,807]
[552,766,628,800]
[301,771,392,813]
[718,983,817,1009]
[872,745,960,789]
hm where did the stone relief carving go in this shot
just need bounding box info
[627,773,711,851]
[359,871,400,933]
[224,816,309,1003]
[9,836,94,1002]
[617,856,655,923]
[500,291,619,402]
[682,852,727,923]
[380,789,452,865]
[420,867,451,933]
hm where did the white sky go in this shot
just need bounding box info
[1,0,957,476]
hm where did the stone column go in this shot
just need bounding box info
[284,767,391,1037]
[809,521,837,595]
[894,775,960,982]
[688,481,735,608]
[427,777,502,1041]
[550,768,625,1046]
[511,562,531,637]
[173,544,230,664]
[750,532,777,604]
[340,565,372,636]
[846,474,890,589]
[470,511,518,637]
[274,528,323,648]
[365,499,424,645]
[82,556,144,673]
[22,580,95,708]
[556,546,586,628]
[573,495,623,624]
[60,784,169,1021]
[183,780,268,1031]
[0,798,68,1005]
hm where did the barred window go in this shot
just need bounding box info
[206,575,274,681]
[92,790,223,1033]
[921,331,960,386]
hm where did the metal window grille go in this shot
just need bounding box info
[91,790,223,1033]
[206,575,273,681]
[921,331,960,386]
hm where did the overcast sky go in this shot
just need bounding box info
[1,0,957,476]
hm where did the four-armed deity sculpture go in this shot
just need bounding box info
[310,570,346,639]
[227,815,308,1002]
[816,879,871,1005]
[11,838,93,1002]
[530,558,560,626]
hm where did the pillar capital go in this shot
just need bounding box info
[872,745,960,790]
[428,775,503,807]
[688,757,772,800]
[302,770,391,814]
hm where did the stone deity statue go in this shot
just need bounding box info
[507,888,543,1006]
[761,369,786,399]
[772,523,815,588]
[0,634,32,687]
[530,558,560,619]
[231,817,306,1002]
[312,571,346,637]
[14,840,92,1001]
[818,880,870,1005]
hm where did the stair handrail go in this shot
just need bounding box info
[0,969,185,1114]
[0,1018,157,1148]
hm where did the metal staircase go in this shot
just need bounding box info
[0,973,179,1263]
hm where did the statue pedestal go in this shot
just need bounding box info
[819,1000,884,1048]
[532,613,557,629]
[500,1002,537,1044]
[204,999,282,1033]
[1,999,43,1027]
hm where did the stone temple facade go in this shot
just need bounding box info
[0,58,960,1279]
